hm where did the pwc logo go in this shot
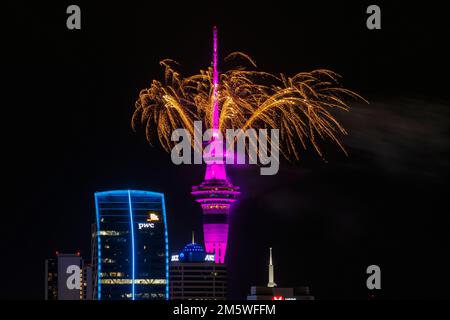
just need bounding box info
[138,222,155,230]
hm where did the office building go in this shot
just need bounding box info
[93,190,169,300]
[170,234,227,300]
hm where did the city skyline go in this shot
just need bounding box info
[4,2,450,300]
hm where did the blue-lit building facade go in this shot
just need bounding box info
[92,190,169,300]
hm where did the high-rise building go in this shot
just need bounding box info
[247,248,314,300]
[45,257,58,300]
[170,233,227,300]
[82,262,93,300]
[92,190,169,300]
[191,27,240,264]
[44,252,92,300]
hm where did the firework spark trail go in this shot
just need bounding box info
[132,29,368,161]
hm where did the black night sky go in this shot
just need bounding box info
[3,1,450,299]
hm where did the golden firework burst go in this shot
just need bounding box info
[132,52,367,160]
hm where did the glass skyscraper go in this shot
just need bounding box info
[92,190,169,300]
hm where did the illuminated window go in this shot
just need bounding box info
[102,258,116,264]
[109,272,124,277]
[99,230,122,236]
[101,279,166,285]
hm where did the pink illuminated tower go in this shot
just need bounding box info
[191,26,240,264]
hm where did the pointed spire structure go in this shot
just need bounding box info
[204,25,226,181]
[212,25,219,131]
[191,26,239,264]
[192,231,195,244]
[267,247,277,288]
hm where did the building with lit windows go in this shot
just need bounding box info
[82,262,93,300]
[92,190,169,300]
[170,234,227,300]
[45,257,58,300]
[44,252,92,300]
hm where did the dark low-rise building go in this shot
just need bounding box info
[170,234,227,300]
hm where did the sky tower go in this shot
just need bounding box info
[191,26,240,264]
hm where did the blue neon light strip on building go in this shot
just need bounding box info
[94,193,102,300]
[127,190,136,300]
[161,194,170,300]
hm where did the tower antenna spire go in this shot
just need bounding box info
[268,247,277,287]
[212,25,219,131]
[192,231,195,244]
